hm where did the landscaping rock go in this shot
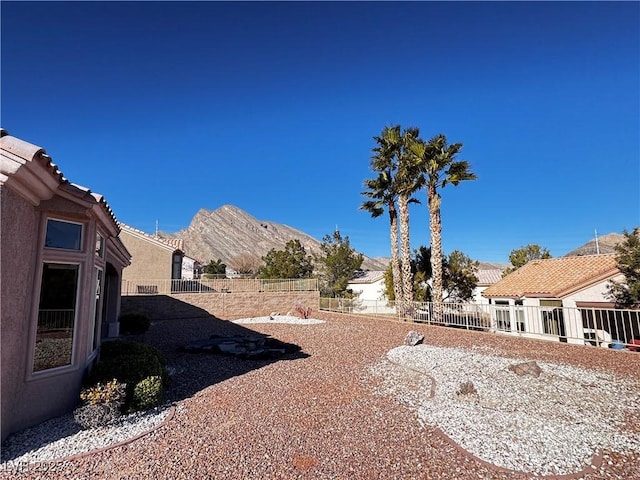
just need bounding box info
[404,331,424,346]
[508,360,542,377]
[183,334,299,359]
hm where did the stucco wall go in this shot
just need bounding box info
[120,230,173,281]
[122,291,320,320]
[348,280,385,303]
[1,187,40,440]
[1,189,129,441]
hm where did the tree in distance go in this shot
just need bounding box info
[607,227,640,308]
[228,253,261,277]
[203,258,227,275]
[503,244,552,276]
[315,230,364,298]
[384,246,478,303]
[259,239,313,279]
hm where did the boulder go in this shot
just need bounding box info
[404,330,424,346]
[508,360,542,377]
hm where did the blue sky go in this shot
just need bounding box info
[2,1,639,264]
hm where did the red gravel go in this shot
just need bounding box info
[3,312,640,480]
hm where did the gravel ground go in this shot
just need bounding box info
[2,312,639,480]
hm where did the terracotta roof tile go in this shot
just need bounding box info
[482,254,619,299]
[118,222,185,252]
[0,129,120,233]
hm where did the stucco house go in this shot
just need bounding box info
[481,254,638,346]
[119,223,200,294]
[1,130,131,441]
[471,268,504,304]
[347,270,386,303]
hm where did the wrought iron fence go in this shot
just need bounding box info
[319,298,640,351]
[122,277,318,295]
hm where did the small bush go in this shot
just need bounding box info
[456,381,477,396]
[74,402,121,429]
[294,302,312,319]
[74,379,126,429]
[87,340,167,412]
[80,379,126,406]
[133,376,163,411]
[119,313,151,335]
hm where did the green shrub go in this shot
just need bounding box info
[119,313,151,335]
[87,340,167,412]
[133,376,163,411]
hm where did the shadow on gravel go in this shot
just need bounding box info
[137,297,310,404]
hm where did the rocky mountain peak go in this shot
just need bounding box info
[168,205,389,271]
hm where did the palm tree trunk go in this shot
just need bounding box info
[388,204,404,305]
[397,194,414,319]
[428,186,444,322]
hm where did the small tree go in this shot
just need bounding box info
[503,244,551,276]
[228,253,261,277]
[204,258,226,275]
[607,227,640,308]
[259,239,313,279]
[412,246,478,302]
[444,250,479,302]
[315,230,364,297]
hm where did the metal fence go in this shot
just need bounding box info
[37,309,75,333]
[122,277,319,296]
[319,298,640,351]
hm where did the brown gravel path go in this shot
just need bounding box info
[3,312,640,480]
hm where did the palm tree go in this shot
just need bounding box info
[410,134,476,318]
[360,170,403,304]
[394,127,422,314]
[363,125,421,319]
[362,126,404,304]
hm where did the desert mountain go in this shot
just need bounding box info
[165,205,389,271]
[564,232,625,257]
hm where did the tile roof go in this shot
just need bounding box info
[118,223,185,252]
[476,269,504,286]
[0,129,120,234]
[349,270,386,284]
[482,254,619,299]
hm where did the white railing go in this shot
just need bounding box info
[122,277,318,296]
[319,299,640,351]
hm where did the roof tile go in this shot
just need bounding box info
[482,254,619,299]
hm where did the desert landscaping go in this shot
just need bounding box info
[2,312,639,480]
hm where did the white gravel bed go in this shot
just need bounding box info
[233,315,325,325]
[0,405,172,466]
[368,344,640,476]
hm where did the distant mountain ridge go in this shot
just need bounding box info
[164,205,390,271]
[564,232,625,256]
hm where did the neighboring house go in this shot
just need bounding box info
[119,223,200,293]
[1,130,131,441]
[347,270,386,302]
[481,254,636,345]
[471,269,504,304]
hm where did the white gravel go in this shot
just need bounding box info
[368,343,640,476]
[0,405,172,467]
[233,315,325,325]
